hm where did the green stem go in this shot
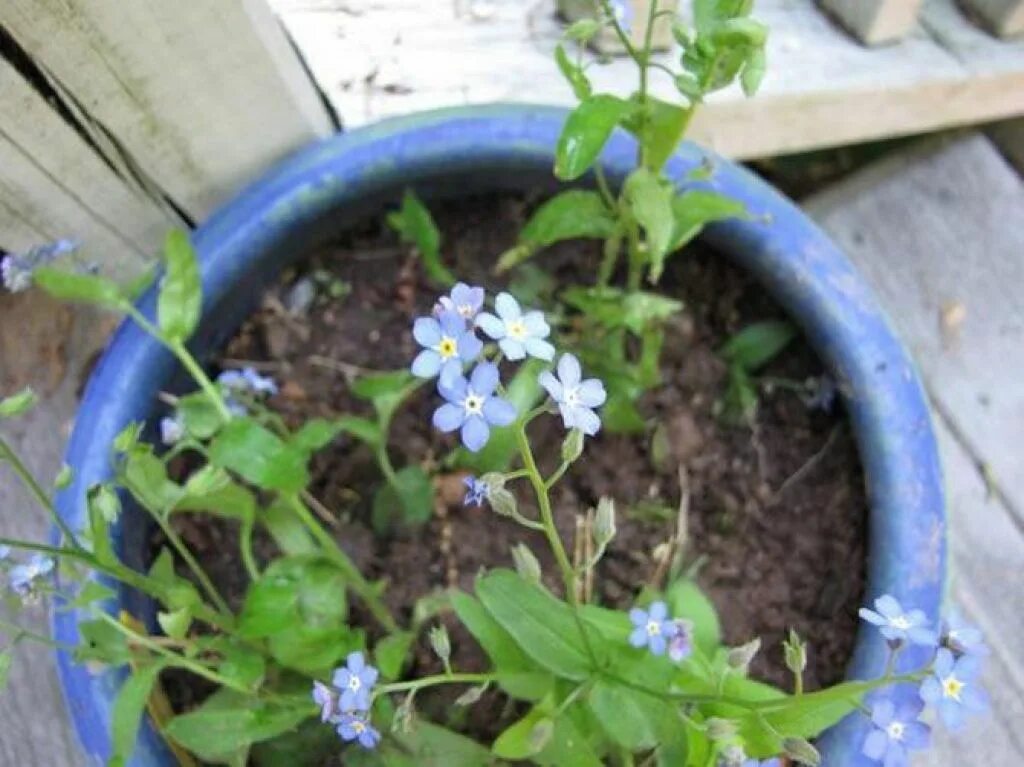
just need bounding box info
[883,645,903,679]
[377,445,399,487]
[0,617,79,652]
[147,504,232,615]
[626,219,644,292]
[375,672,496,698]
[594,163,617,210]
[240,521,260,581]
[0,438,81,550]
[285,495,398,632]
[545,460,572,490]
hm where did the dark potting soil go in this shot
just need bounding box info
[157,191,867,757]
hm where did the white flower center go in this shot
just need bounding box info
[646,620,661,637]
[352,720,365,734]
[887,721,905,741]
[890,615,911,630]
[508,320,527,339]
[563,386,580,406]
[437,336,458,359]
[348,676,361,692]
[942,674,965,701]
[458,304,474,318]
[463,393,485,415]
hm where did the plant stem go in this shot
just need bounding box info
[285,495,398,632]
[0,438,81,550]
[239,521,260,581]
[0,617,79,652]
[375,672,496,698]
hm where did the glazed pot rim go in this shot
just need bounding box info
[53,103,946,766]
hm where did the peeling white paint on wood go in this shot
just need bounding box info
[270,0,1024,159]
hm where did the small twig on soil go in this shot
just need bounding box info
[300,489,341,529]
[572,514,585,603]
[751,421,770,482]
[308,354,381,384]
[583,508,595,604]
[219,358,284,373]
[770,423,843,505]
[650,466,691,590]
[435,494,458,589]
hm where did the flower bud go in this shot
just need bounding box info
[784,737,821,766]
[393,691,416,734]
[727,637,761,672]
[511,543,542,584]
[784,628,807,674]
[87,483,121,523]
[455,684,488,707]
[428,625,451,665]
[488,487,518,518]
[593,497,616,546]
[705,717,737,742]
[561,428,584,463]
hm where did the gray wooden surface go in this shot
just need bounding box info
[2,132,1022,764]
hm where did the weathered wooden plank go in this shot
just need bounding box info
[988,117,1024,172]
[0,55,172,265]
[819,0,924,45]
[960,0,1024,37]
[805,133,1024,523]
[269,0,1024,159]
[0,0,334,221]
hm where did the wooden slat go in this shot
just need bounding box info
[819,0,924,45]
[0,0,334,221]
[960,0,1024,36]
[269,0,1024,160]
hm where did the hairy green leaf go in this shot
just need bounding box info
[555,95,633,181]
[209,418,309,493]
[372,465,433,532]
[109,662,168,767]
[720,320,796,372]
[158,230,202,342]
[624,168,675,276]
[668,190,749,254]
[387,190,453,286]
[33,267,127,310]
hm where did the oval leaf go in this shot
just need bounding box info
[555,95,633,181]
[158,230,202,342]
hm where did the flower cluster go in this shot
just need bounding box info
[858,595,989,765]
[628,601,694,663]
[1,240,78,293]
[411,283,605,454]
[2,550,55,602]
[217,367,279,397]
[311,652,381,750]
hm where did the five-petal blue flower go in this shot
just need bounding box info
[941,608,987,657]
[312,680,338,723]
[463,475,490,507]
[412,311,483,383]
[218,367,279,396]
[332,652,379,713]
[859,594,936,646]
[920,648,987,729]
[9,553,54,598]
[433,363,517,452]
[337,713,381,749]
[628,601,679,656]
[538,354,607,436]
[861,697,930,767]
[436,282,485,321]
[476,293,554,362]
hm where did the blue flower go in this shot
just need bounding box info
[941,608,987,657]
[667,618,694,663]
[337,713,380,749]
[609,0,634,33]
[9,553,55,598]
[332,652,378,713]
[160,415,185,445]
[463,475,489,507]
[412,311,483,382]
[433,363,517,452]
[476,293,554,362]
[742,760,780,767]
[859,595,935,646]
[628,601,678,656]
[861,697,930,766]
[218,367,278,396]
[435,282,485,321]
[312,680,338,723]
[920,648,987,729]
[0,545,10,561]
[538,354,607,436]
[1,239,78,293]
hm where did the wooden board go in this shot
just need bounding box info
[269,0,1024,159]
[0,0,333,223]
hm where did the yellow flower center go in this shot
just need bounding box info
[508,320,527,339]
[464,393,484,415]
[646,620,661,637]
[352,720,365,734]
[437,337,458,358]
[942,675,964,701]
[887,721,905,740]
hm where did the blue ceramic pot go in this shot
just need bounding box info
[53,104,945,766]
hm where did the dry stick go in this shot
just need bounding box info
[572,514,586,604]
[583,508,595,604]
[770,424,842,504]
[650,466,691,590]
[301,489,341,529]
[308,354,380,384]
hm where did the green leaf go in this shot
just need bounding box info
[32,267,127,310]
[564,18,601,41]
[69,580,117,608]
[268,624,363,676]
[238,556,348,639]
[87,483,122,523]
[712,17,768,48]
[157,608,192,640]
[291,419,346,454]
[109,662,168,767]
[54,463,74,490]
[86,486,118,565]
[148,548,203,611]
[120,447,183,512]
[372,465,433,532]
[475,569,596,681]
[555,44,592,100]
[351,370,417,423]
[624,168,675,277]
[493,707,553,759]
[555,95,633,181]
[666,578,722,656]
[214,641,267,691]
[158,230,202,342]
[208,418,309,493]
[668,190,748,253]
[335,416,384,448]
[165,689,312,762]
[741,46,766,96]
[262,499,317,556]
[374,631,416,681]
[388,720,495,767]
[387,190,453,286]
[624,96,691,172]
[721,364,758,425]
[75,619,131,665]
[497,190,615,273]
[587,678,665,750]
[176,392,223,440]
[562,286,682,336]
[0,388,37,418]
[719,320,796,372]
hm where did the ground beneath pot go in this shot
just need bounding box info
[158,191,867,757]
